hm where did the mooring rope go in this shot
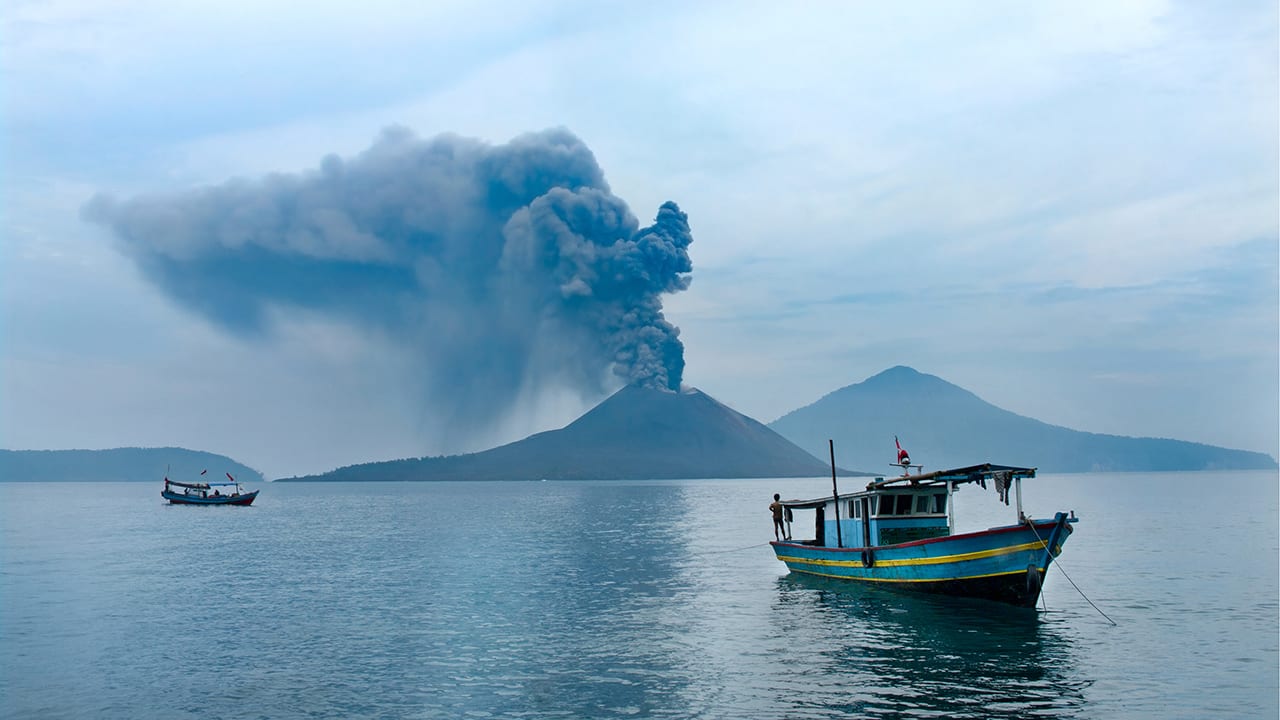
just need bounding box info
[1028,519,1117,626]
[703,541,774,555]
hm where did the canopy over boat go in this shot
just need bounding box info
[777,463,1036,509]
[165,479,211,490]
[867,463,1036,489]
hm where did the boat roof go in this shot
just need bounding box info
[165,480,241,489]
[780,463,1036,509]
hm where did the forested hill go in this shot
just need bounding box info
[0,448,265,482]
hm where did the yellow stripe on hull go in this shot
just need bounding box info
[774,540,1044,570]
[784,565,1047,584]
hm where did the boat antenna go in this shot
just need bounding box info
[829,439,843,548]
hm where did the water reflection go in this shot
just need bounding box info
[771,574,1088,719]
[463,481,700,718]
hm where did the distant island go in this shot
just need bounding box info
[0,448,265,483]
[281,367,1276,482]
[279,385,848,482]
[6,367,1275,482]
[769,366,1279,473]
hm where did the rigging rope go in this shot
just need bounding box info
[703,541,774,555]
[1028,520,1117,626]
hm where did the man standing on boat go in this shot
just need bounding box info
[770,494,789,541]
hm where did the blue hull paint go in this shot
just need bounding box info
[771,514,1074,607]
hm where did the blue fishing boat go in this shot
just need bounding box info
[162,474,258,506]
[770,440,1076,608]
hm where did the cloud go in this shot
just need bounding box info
[83,126,694,434]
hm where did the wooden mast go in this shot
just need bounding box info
[829,439,842,548]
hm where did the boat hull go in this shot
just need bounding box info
[771,514,1074,608]
[162,490,258,506]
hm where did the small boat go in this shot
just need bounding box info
[162,473,258,506]
[770,440,1076,608]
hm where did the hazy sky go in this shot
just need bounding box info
[3,0,1276,478]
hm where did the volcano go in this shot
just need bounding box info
[282,386,839,481]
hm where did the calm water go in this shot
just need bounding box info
[1,471,1276,719]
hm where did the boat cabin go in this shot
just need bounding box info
[779,464,1036,550]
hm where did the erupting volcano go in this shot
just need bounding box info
[282,385,838,481]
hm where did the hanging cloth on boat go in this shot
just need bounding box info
[993,471,1011,505]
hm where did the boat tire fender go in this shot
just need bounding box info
[1026,563,1042,595]
[861,549,874,568]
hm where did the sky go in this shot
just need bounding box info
[2,0,1276,478]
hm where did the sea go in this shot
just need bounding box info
[1,470,1276,719]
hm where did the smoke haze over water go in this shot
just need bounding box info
[84,127,694,436]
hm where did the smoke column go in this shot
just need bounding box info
[84,127,693,432]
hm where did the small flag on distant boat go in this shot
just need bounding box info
[200,469,207,475]
[226,473,235,482]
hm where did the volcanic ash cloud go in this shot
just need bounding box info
[83,126,694,430]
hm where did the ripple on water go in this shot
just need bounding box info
[1,475,1277,719]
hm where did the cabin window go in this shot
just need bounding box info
[932,494,947,514]
[850,500,861,519]
[895,495,913,515]
[915,495,930,514]
[870,496,880,515]
[876,495,899,516]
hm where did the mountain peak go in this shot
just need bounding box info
[806,366,973,409]
[287,385,834,481]
[769,367,1279,473]
[874,365,920,377]
[862,365,924,386]
[861,365,954,388]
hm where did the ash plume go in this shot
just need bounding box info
[83,127,693,432]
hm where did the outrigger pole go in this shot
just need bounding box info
[829,439,842,548]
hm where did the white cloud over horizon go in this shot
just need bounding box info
[2,0,1276,477]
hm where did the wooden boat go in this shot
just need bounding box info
[770,441,1076,608]
[162,474,258,506]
